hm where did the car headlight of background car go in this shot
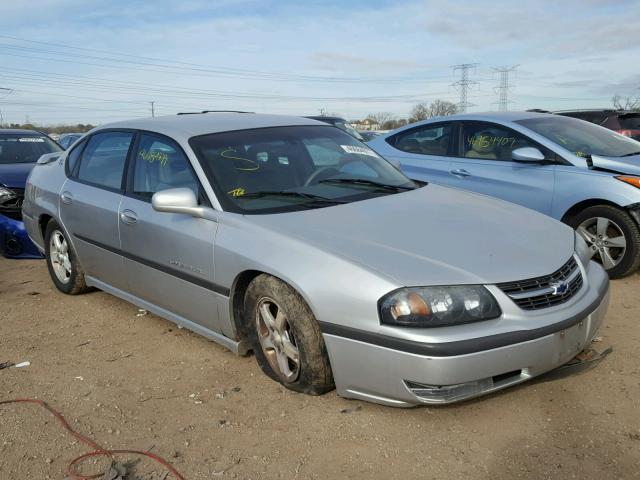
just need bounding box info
[379,286,502,327]
[574,230,592,268]
[0,186,17,204]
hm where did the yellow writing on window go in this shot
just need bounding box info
[228,187,246,197]
[468,135,516,149]
[138,149,169,166]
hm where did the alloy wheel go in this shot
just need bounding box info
[577,216,627,270]
[49,230,72,284]
[255,297,300,382]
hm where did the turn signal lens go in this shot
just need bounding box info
[616,176,640,189]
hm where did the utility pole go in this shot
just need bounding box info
[0,87,13,127]
[492,65,519,111]
[150,101,155,117]
[451,63,479,113]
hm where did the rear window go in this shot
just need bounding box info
[618,114,640,130]
[0,134,61,164]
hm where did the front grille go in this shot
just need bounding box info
[0,187,24,221]
[498,257,583,310]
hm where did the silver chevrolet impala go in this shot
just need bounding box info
[22,113,610,406]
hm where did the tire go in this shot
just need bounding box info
[244,274,334,395]
[44,220,90,295]
[567,205,640,279]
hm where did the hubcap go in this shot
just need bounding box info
[49,230,72,284]
[255,297,300,382]
[577,217,627,270]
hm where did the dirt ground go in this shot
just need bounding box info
[1,258,639,480]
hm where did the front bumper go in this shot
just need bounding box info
[0,214,44,259]
[322,264,610,407]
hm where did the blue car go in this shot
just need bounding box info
[0,129,62,258]
[368,112,640,278]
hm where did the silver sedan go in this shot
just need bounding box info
[23,113,609,406]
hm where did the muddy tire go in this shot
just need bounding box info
[44,219,90,295]
[244,274,334,395]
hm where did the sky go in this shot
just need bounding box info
[0,0,638,126]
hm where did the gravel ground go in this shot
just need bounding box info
[1,258,639,479]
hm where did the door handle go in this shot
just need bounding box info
[449,169,471,178]
[120,209,138,225]
[60,191,73,204]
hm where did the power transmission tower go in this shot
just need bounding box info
[451,63,479,113]
[150,101,155,117]
[492,65,519,111]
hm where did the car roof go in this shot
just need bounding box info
[97,113,325,141]
[435,111,553,122]
[0,129,47,135]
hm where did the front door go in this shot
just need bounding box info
[118,133,226,334]
[59,131,134,289]
[447,121,556,215]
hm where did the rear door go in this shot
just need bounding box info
[447,121,556,215]
[382,123,457,185]
[118,132,227,334]
[59,130,133,289]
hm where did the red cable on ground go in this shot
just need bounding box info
[0,398,187,480]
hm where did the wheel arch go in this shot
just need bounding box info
[561,198,623,224]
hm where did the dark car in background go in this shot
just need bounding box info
[537,109,640,141]
[305,116,365,141]
[0,129,62,258]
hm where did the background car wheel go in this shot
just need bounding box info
[568,205,640,279]
[44,220,90,294]
[244,274,334,395]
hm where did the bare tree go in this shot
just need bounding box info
[366,112,395,127]
[409,100,458,123]
[612,94,640,111]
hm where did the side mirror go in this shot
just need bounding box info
[512,147,545,163]
[151,188,217,222]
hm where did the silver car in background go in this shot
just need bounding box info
[23,113,609,406]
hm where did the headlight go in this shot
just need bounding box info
[0,186,16,203]
[574,230,592,268]
[379,286,502,328]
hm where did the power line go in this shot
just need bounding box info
[492,65,519,111]
[451,63,479,113]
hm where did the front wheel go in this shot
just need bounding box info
[44,220,90,294]
[568,205,640,279]
[244,275,334,395]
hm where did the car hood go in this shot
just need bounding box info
[0,162,36,188]
[591,154,640,175]
[250,185,575,286]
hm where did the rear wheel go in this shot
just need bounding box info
[568,205,640,279]
[244,274,334,395]
[44,220,90,294]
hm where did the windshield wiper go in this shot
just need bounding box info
[239,190,347,204]
[620,151,640,157]
[318,178,415,192]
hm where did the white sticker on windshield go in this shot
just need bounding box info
[340,145,379,158]
[19,137,45,142]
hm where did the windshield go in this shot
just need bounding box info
[189,125,415,214]
[619,113,640,130]
[0,134,62,164]
[516,116,640,158]
[333,121,365,141]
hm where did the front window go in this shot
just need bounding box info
[0,134,61,164]
[461,122,552,161]
[517,116,640,158]
[189,125,415,214]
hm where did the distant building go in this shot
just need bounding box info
[351,118,380,131]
